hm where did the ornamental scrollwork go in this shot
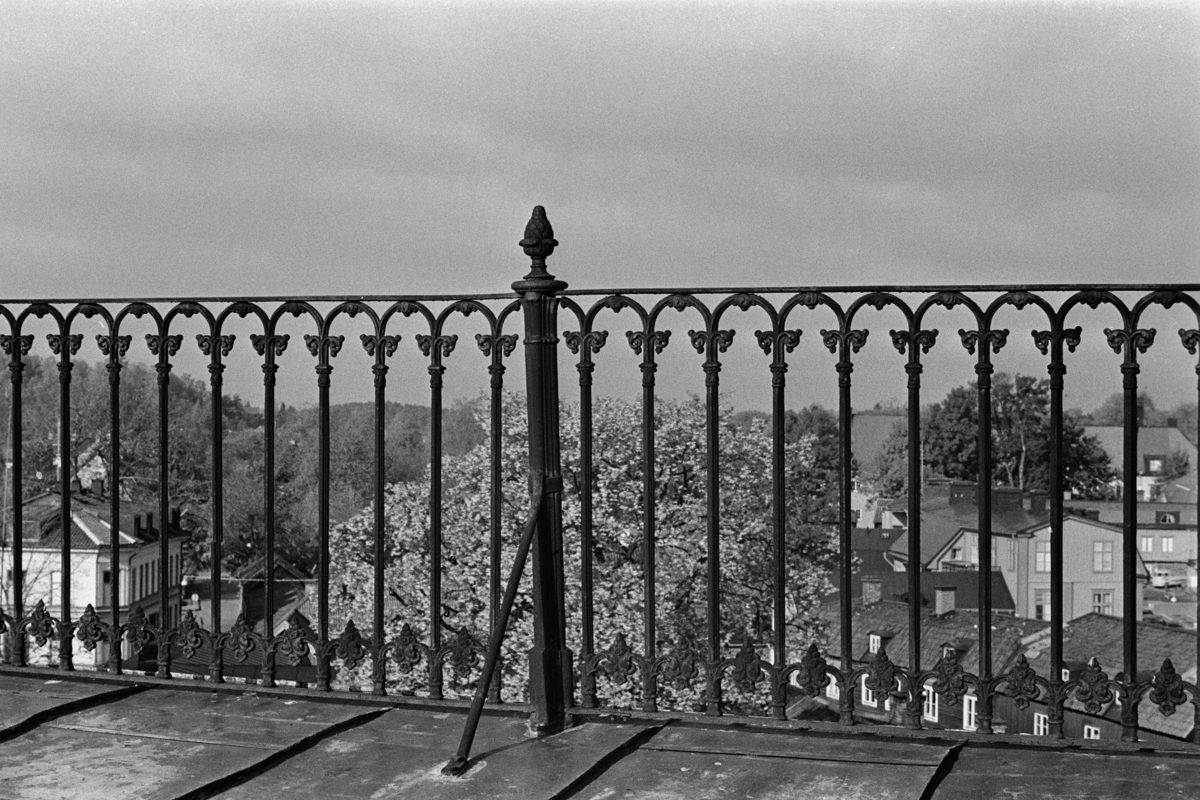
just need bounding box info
[145,334,183,357]
[626,329,671,356]
[416,333,457,359]
[196,333,235,358]
[123,606,156,655]
[361,334,401,358]
[1181,329,1200,355]
[997,653,1040,709]
[1103,327,1155,355]
[22,600,58,648]
[272,617,312,666]
[0,334,33,357]
[1073,657,1116,715]
[73,604,107,651]
[726,640,766,693]
[889,328,938,356]
[687,329,734,355]
[864,646,899,696]
[928,646,968,706]
[328,619,371,672]
[391,622,429,675]
[1147,658,1188,717]
[659,638,700,688]
[440,628,483,679]
[304,333,345,359]
[1032,326,1082,356]
[959,328,1009,356]
[47,333,83,356]
[97,334,133,358]
[176,611,207,660]
[222,613,259,663]
[794,643,831,697]
[563,330,606,356]
[596,632,638,686]
[477,332,519,358]
[820,328,868,355]
[753,329,802,358]
[249,333,289,358]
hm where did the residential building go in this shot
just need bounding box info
[1083,420,1198,504]
[0,482,188,668]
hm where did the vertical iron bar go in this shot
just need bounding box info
[317,357,332,663]
[704,342,722,716]
[770,354,786,714]
[1047,338,1066,738]
[372,357,387,695]
[514,206,570,734]
[428,356,444,696]
[9,335,26,666]
[107,341,123,673]
[487,353,505,703]
[57,336,74,671]
[1120,352,1139,741]
[905,346,922,729]
[262,354,277,675]
[208,341,224,682]
[576,346,595,706]
[837,343,854,725]
[975,352,994,733]
[641,341,658,712]
[156,353,171,678]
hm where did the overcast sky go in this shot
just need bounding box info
[2,1,1198,410]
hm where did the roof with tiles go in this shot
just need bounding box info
[819,598,1049,676]
[17,491,182,550]
[825,566,1016,613]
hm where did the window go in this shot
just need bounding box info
[923,686,939,723]
[868,634,881,654]
[950,547,963,561]
[102,570,112,584]
[1034,590,1051,622]
[1093,541,1113,573]
[826,681,840,700]
[1083,725,1101,740]
[1140,536,1154,553]
[1092,591,1113,615]
[1149,458,1163,474]
[963,694,977,731]
[1162,537,1174,553]
[1033,713,1049,736]
[1035,541,1051,573]
[860,676,878,708]
[1061,668,1071,682]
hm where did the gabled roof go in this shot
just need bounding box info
[889,497,1047,567]
[18,491,185,551]
[1084,424,1198,503]
[825,567,1016,613]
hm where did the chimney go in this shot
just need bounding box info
[171,508,181,528]
[1167,417,1178,429]
[134,515,143,539]
[1028,491,1047,515]
[935,586,957,616]
[70,477,83,495]
[146,513,154,534]
[994,486,1022,511]
[91,478,105,498]
[949,482,976,507]
[862,576,882,606]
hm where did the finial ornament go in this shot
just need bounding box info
[519,205,558,279]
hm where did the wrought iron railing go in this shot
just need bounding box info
[0,207,1197,752]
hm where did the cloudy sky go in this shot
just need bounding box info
[2,1,1198,409]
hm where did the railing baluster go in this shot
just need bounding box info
[50,320,78,671]
[100,322,129,673]
[200,317,230,683]
[631,318,662,712]
[5,323,30,667]
[701,320,725,716]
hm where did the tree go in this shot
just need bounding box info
[329,394,837,712]
[1150,450,1191,501]
[865,373,1115,498]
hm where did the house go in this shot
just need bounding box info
[1059,499,1197,591]
[1083,420,1198,504]
[810,597,1196,743]
[0,481,188,668]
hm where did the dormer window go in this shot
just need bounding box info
[1061,668,1071,682]
[869,634,881,654]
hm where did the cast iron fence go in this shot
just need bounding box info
[0,207,1198,749]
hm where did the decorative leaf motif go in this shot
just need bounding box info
[416,334,457,359]
[74,604,106,651]
[664,294,692,312]
[477,333,519,358]
[626,329,671,357]
[727,640,765,693]
[177,611,206,660]
[687,329,734,355]
[730,293,756,311]
[225,613,258,663]
[660,638,700,687]
[393,622,427,675]
[274,617,312,666]
[361,333,401,358]
[753,329,802,357]
[1,334,34,357]
[124,606,155,655]
[929,646,968,706]
[250,333,289,357]
[1181,329,1200,355]
[1073,657,1115,715]
[889,328,938,356]
[998,653,1040,709]
[47,333,83,356]
[820,328,869,355]
[22,599,57,648]
[145,334,183,357]
[442,628,482,678]
[795,291,823,310]
[864,646,898,696]
[96,334,132,358]
[931,292,964,309]
[1078,290,1107,309]
[1148,658,1188,717]
[603,295,630,313]
[396,301,423,318]
[304,333,345,359]
[861,292,890,311]
[598,633,637,685]
[1008,291,1036,309]
[1103,327,1156,356]
[795,643,831,697]
[1032,327,1081,356]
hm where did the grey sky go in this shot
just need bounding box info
[1,1,1198,410]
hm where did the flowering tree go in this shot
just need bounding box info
[329,394,837,710]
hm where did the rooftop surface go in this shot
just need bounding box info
[2,670,1199,799]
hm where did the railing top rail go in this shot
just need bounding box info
[1,284,1198,306]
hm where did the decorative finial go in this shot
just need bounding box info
[519,205,558,279]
